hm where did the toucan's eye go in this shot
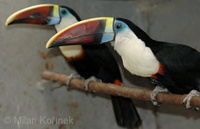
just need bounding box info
[60,8,69,17]
[116,23,122,29]
[61,10,67,15]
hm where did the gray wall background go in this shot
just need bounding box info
[1,0,200,129]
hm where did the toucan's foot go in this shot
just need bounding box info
[66,73,83,88]
[151,86,169,105]
[183,90,200,109]
[84,76,102,92]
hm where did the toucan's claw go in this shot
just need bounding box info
[84,76,102,92]
[150,86,169,105]
[183,90,200,109]
[66,73,83,88]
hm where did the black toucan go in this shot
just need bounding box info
[46,17,200,109]
[6,6,142,128]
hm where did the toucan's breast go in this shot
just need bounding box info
[114,30,160,77]
[60,45,84,61]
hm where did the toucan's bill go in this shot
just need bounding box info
[6,4,60,25]
[46,17,115,48]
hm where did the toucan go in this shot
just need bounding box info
[46,17,200,109]
[6,5,142,128]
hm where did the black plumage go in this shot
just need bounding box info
[150,41,200,94]
[121,17,200,94]
[66,44,142,128]
[68,45,121,82]
[6,6,142,128]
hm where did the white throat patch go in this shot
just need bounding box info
[55,15,82,58]
[112,29,160,77]
[55,14,78,32]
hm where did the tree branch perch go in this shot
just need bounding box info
[41,71,200,108]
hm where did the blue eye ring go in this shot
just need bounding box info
[60,8,69,16]
[115,23,122,29]
[61,9,67,15]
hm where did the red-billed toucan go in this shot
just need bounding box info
[6,5,142,128]
[46,17,200,109]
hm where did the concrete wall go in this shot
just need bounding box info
[1,0,200,129]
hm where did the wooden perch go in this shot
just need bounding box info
[42,71,200,108]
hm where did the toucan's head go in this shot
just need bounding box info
[6,4,83,59]
[46,17,151,48]
[6,4,81,30]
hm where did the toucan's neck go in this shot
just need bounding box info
[113,29,160,77]
[130,24,153,46]
[55,15,83,58]
[55,15,78,32]
[128,24,162,54]
[119,18,155,48]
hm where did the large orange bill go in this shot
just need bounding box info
[46,17,115,48]
[6,4,60,26]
